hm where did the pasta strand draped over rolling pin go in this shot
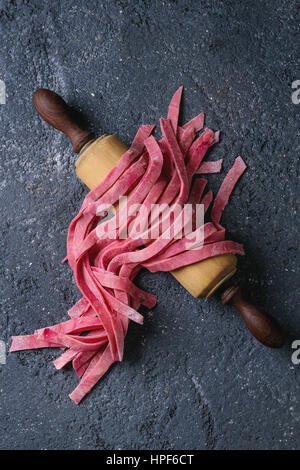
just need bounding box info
[10,87,246,404]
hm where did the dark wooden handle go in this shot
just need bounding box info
[222,285,284,348]
[33,89,95,153]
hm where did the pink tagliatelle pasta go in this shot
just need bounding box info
[10,87,247,404]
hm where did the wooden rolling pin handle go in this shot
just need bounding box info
[222,286,284,348]
[33,88,95,153]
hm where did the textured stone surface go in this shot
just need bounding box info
[0,0,299,450]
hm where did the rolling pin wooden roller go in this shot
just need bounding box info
[33,89,285,348]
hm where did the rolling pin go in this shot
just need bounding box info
[33,89,284,348]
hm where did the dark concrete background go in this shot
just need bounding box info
[0,0,299,450]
